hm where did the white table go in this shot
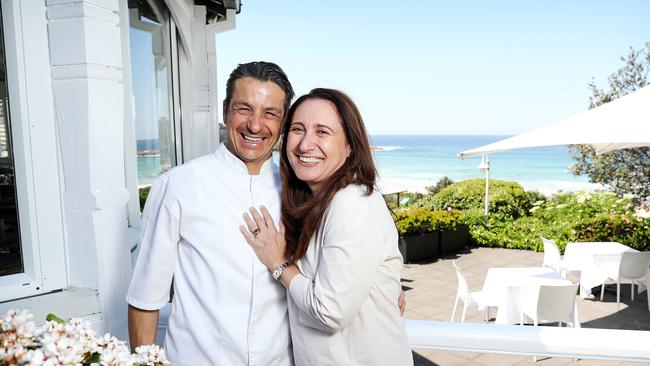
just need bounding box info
[563,242,645,298]
[480,267,578,326]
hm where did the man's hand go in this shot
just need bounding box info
[128,305,160,352]
[398,290,406,316]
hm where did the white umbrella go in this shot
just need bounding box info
[458,85,650,159]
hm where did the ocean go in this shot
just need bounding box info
[369,135,599,194]
[136,135,601,194]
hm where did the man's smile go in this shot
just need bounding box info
[241,133,265,143]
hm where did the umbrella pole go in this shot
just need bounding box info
[484,166,489,216]
[479,155,490,217]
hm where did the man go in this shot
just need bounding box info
[127,61,295,365]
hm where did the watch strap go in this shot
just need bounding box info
[271,262,289,281]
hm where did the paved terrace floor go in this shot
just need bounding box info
[402,247,650,366]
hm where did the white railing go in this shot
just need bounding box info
[406,320,650,363]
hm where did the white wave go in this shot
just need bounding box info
[376,175,605,196]
[372,145,403,152]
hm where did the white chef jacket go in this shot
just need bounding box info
[126,144,292,366]
[287,185,413,366]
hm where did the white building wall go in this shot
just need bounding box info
[47,0,131,340]
[0,0,238,344]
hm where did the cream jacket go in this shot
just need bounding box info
[287,185,413,366]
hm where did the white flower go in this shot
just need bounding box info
[22,349,46,365]
[1,310,168,366]
[1,309,35,336]
[133,344,170,365]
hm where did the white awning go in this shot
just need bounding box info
[458,85,650,159]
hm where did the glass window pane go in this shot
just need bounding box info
[128,0,176,187]
[0,5,23,277]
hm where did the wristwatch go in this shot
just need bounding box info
[271,262,289,281]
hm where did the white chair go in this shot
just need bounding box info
[450,261,487,322]
[541,237,566,276]
[520,283,579,327]
[600,251,650,310]
[520,283,579,362]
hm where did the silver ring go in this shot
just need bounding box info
[252,228,261,237]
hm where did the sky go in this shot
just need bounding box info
[216,1,650,135]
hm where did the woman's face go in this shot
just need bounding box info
[286,98,351,193]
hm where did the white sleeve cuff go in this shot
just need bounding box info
[288,273,335,333]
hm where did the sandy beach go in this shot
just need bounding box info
[377,176,603,196]
[377,177,431,194]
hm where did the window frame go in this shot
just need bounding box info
[123,0,184,252]
[0,0,66,301]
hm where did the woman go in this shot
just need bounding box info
[240,88,413,365]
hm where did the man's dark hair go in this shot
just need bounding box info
[223,61,294,116]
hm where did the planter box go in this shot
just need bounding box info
[399,232,440,263]
[439,225,471,256]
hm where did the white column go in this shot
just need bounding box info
[207,9,237,147]
[189,5,215,159]
[177,5,238,161]
[177,5,216,161]
[46,0,130,339]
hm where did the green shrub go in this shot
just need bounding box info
[530,191,633,222]
[574,215,650,251]
[394,207,464,236]
[391,188,648,252]
[466,191,644,252]
[469,214,579,252]
[429,210,464,231]
[394,207,430,236]
[421,179,531,219]
[425,176,454,196]
[139,186,151,211]
[525,190,547,207]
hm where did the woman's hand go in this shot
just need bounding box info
[398,290,406,316]
[240,206,288,270]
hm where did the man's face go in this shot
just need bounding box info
[223,77,285,174]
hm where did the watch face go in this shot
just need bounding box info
[272,263,287,280]
[272,268,282,280]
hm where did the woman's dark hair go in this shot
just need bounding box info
[280,88,377,260]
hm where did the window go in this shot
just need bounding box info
[128,0,180,187]
[0,0,66,301]
[0,5,21,278]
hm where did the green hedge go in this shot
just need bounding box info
[388,181,649,252]
[530,191,632,223]
[575,215,650,251]
[468,214,578,251]
[394,208,464,236]
[419,179,532,219]
[469,213,650,252]
[139,186,151,211]
[467,191,650,252]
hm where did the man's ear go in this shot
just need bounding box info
[222,100,229,125]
